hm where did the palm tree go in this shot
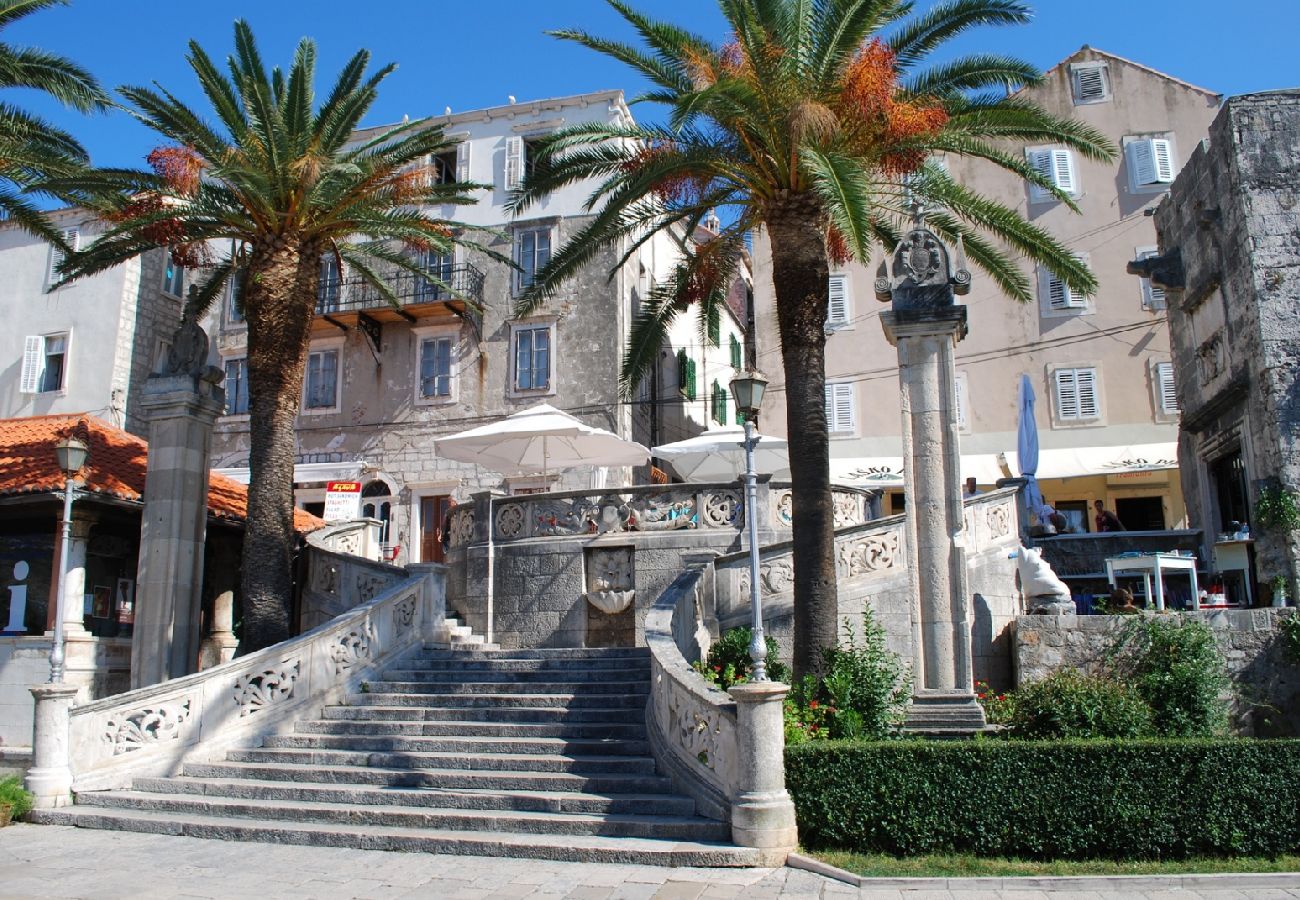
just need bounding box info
[512,0,1115,677]
[0,0,108,242]
[52,21,495,651]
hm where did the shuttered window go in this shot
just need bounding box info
[20,333,68,394]
[1136,247,1167,310]
[1127,138,1176,187]
[729,334,742,370]
[711,381,728,426]
[1041,262,1089,312]
[20,336,43,393]
[1053,367,1100,422]
[1072,63,1110,105]
[455,141,471,182]
[677,349,696,400]
[1026,148,1079,203]
[47,227,78,286]
[504,136,524,190]
[826,273,850,328]
[824,382,856,434]
[1156,362,1178,414]
[224,357,249,415]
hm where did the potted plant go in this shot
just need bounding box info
[1271,574,1290,608]
[0,776,32,826]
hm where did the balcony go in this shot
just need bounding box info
[312,263,485,338]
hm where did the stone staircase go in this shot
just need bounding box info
[33,644,759,866]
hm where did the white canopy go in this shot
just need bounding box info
[215,461,371,486]
[433,403,649,475]
[830,454,1007,488]
[1004,442,1179,480]
[652,426,790,482]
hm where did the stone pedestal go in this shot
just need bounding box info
[26,683,79,809]
[728,681,798,861]
[45,515,94,637]
[131,363,225,689]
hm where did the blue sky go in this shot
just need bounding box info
[8,0,1299,169]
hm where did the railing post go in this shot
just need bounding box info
[26,683,79,809]
[727,681,798,862]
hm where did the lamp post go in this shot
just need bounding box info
[50,436,89,684]
[730,369,769,682]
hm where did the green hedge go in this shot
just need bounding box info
[786,738,1300,860]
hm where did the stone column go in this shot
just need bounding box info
[877,219,987,736]
[26,683,79,809]
[131,315,225,688]
[45,514,95,636]
[197,536,241,669]
[728,682,798,863]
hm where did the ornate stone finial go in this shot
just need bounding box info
[161,285,224,384]
[875,220,972,311]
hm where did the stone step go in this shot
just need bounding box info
[321,704,646,724]
[297,718,647,739]
[362,680,651,696]
[226,748,658,775]
[130,777,697,817]
[379,668,649,684]
[402,657,651,673]
[72,791,730,842]
[419,646,650,661]
[183,761,673,795]
[262,733,652,757]
[351,692,648,709]
[29,807,758,867]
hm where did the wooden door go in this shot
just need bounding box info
[420,495,452,564]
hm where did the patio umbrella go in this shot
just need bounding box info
[433,403,649,642]
[1016,373,1045,521]
[652,426,790,482]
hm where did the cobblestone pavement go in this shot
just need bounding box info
[2,826,1300,899]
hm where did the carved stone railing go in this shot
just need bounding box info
[645,567,797,862]
[306,518,384,562]
[299,543,408,631]
[28,564,445,803]
[447,481,873,548]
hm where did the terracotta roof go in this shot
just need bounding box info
[0,413,323,533]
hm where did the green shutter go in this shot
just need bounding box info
[730,334,742,369]
[685,357,697,400]
[708,312,720,346]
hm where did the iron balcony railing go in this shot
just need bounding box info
[315,262,486,333]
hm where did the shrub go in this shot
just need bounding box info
[1281,615,1300,663]
[785,738,1300,860]
[1110,617,1230,737]
[974,680,1016,727]
[1009,670,1152,739]
[785,609,910,742]
[694,626,789,690]
[0,776,32,820]
[1255,484,1300,533]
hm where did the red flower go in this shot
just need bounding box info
[809,700,819,710]
[713,665,721,673]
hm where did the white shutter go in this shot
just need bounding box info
[1027,149,1053,202]
[1053,370,1078,420]
[1075,368,1099,418]
[455,141,471,182]
[1137,248,1167,309]
[20,335,44,393]
[1042,264,1086,311]
[1051,150,1077,195]
[1156,362,1178,413]
[954,374,969,431]
[48,227,79,284]
[826,274,849,327]
[1128,140,1157,186]
[1073,65,1109,104]
[1151,139,1175,183]
[504,136,524,190]
[824,383,855,432]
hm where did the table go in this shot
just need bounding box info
[1104,553,1201,611]
[1212,539,1254,607]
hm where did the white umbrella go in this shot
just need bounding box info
[652,426,790,481]
[434,404,649,643]
[435,403,649,476]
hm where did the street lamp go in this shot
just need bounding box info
[50,436,89,683]
[729,369,769,682]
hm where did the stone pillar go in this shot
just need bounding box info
[45,514,94,636]
[728,682,798,863]
[26,683,79,809]
[131,314,225,689]
[877,218,987,736]
[197,537,241,669]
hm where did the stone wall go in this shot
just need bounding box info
[1014,610,1300,736]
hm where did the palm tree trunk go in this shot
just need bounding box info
[239,238,319,652]
[767,194,838,680]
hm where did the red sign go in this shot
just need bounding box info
[324,481,363,521]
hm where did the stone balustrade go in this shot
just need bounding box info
[27,564,445,807]
[299,541,409,631]
[306,518,385,562]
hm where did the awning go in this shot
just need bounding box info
[1002,442,1179,480]
[831,454,1007,488]
[215,461,371,486]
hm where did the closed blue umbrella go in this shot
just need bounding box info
[1017,374,1044,519]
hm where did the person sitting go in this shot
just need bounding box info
[1110,587,1141,614]
[963,477,982,499]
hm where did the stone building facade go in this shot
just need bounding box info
[0,209,186,437]
[1147,90,1300,601]
[751,48,1221,534]
[207,91,742,567]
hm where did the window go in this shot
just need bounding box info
[1040,257,1090,315]
[162,254,185,298]
[1136,247,1167,310]
[420,336,454,399]
[729,334,742,370]
[711,381,728,426]
[826,273,850,329]
[1071,62,1111,105]
[1052,367,1101,422]
[1126,137,1176,192]
[1026,148,1079,203]
[513,323,551,392]
[20,333,68,393]
[227,269,246,323]
[824,382,856,434]
[1155,361,1178,415]
[47,227,78,286]
[431,148,458,185]
[676,349,696,400]
[515,226,551,292]
[318,257,341,312]
[224,357,249,415]
[416,249,454,301]
[304,347,340,411]
[504,136,546,190]
[955,372,970,432]
[706,309,720,346]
